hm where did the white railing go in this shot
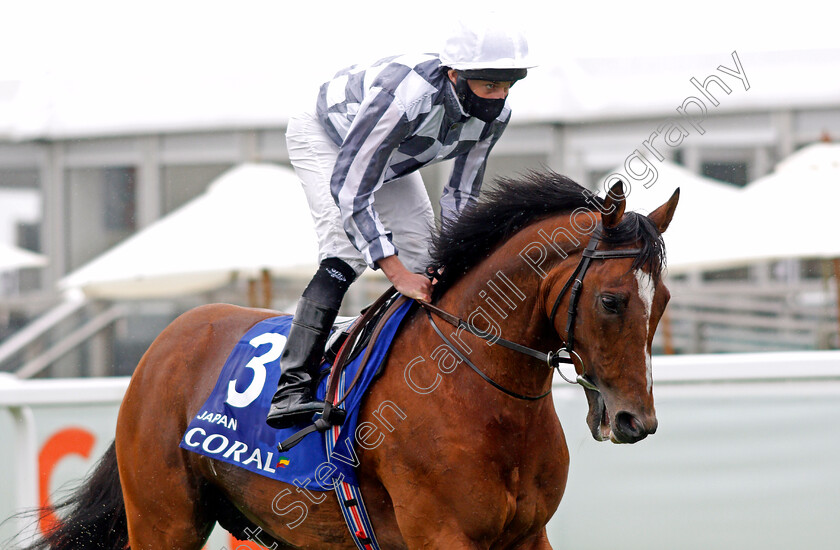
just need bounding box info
[0,291,88,369]
[0,290,131,378]
[2,352,840,549]
[654,279,838,354]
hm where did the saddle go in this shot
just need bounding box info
[278,286,409,451]
[324,317,357,363]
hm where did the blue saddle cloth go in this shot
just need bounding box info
[179,299,413,491]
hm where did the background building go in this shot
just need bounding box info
[2,3,840,548]
[2,0,840,377]
[1,47,839,377]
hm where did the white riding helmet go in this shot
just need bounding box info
[439,18,534,75]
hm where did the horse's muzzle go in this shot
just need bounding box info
[612,410,657,444]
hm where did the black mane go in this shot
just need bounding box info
[429,170,666,295]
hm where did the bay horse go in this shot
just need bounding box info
[21,171,678,549]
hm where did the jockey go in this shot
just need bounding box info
[266,20,533,429]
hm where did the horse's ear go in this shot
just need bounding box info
[601,180,626,229]
[647,188,680,234]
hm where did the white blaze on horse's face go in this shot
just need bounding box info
[634,269,655,393]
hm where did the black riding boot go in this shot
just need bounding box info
[266,297,339,429]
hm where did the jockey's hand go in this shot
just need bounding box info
[377,255,433,302]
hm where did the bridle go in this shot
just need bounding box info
[546,226,643,390]
[420,224,643,400]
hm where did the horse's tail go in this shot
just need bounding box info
[18,440,128,550]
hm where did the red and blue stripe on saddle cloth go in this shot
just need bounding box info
[328,369,382,550]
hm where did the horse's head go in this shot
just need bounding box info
[547,182,679,444]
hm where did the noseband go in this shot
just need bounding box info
[420,224,643,400]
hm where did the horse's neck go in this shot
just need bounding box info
[435,216,582,395]
[440,214,583,341]
[438,254,542,346]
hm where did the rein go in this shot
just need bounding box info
[422,307,553,401]
[420,225,642,400]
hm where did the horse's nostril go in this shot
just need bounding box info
[614,411,645,441]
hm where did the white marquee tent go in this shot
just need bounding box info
[613,160,744,273]
[52,144,840,300]
[0,242,47,273]
[624,143,840,273]
[726,142,840,263]
[59,164,322,299]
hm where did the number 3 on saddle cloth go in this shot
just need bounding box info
[180,293,412,549]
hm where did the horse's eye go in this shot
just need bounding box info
[600,295,621,313]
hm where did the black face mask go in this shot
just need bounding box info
[453,74,506,123]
